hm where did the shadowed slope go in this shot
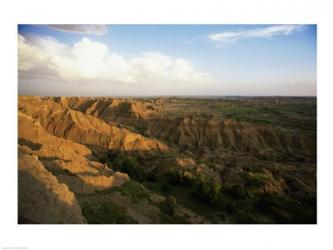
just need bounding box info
[18,96,316,224]
[18,152,86,224]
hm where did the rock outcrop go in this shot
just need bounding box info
[18,152,86,224]
[18,96,316,224]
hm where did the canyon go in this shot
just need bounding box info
[18,96,316,223]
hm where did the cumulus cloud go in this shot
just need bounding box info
[47,25,108,36]
[18,34,213,91]
[209,25,304,46]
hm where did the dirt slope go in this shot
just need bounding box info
[18,97,208,223]
[18,96,316,224]
[18,151,86,224]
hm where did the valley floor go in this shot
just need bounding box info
[18,96,316,224]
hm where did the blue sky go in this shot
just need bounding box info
[18,24,316,96]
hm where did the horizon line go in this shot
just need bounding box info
[18,94,317,98]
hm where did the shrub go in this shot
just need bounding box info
[224,203,236,214]
[255,194,316,224]
[159,196,177,215]
[81,203,136,224]
[165,169,183,185]
[223,185,247,199]
[164,169,223,204]
[105,151,146,181]
[118,181,150,203]
[192,174,222,204]
[161,182,171,192]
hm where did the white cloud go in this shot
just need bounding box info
[18,34,213,89]
[47,25,108,36]
[208,25,305,46]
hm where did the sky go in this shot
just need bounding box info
[18,24,316,96]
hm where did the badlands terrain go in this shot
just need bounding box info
[18,96,316,224]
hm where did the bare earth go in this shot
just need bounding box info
[18,96,316,224]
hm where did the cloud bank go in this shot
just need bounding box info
[47,25,108,36]
[209,25,304,46]
[18,34,213,95]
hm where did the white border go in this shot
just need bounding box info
[1,0,333,249]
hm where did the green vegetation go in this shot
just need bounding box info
[95,180,150,204]
[162,168,223,204]
[93,97,316,224]
[104,151,146,181]
[163,97,316,134]
[214,101,316,131]
[19,96,316,224]
[255,194,316,223]
[192,175,222,204]
[159,196,177,215]
[222,185,247,199]
[244,171,271,188]
[159,213,188,224]
[81,203,136,224]
[116,180,150,203]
